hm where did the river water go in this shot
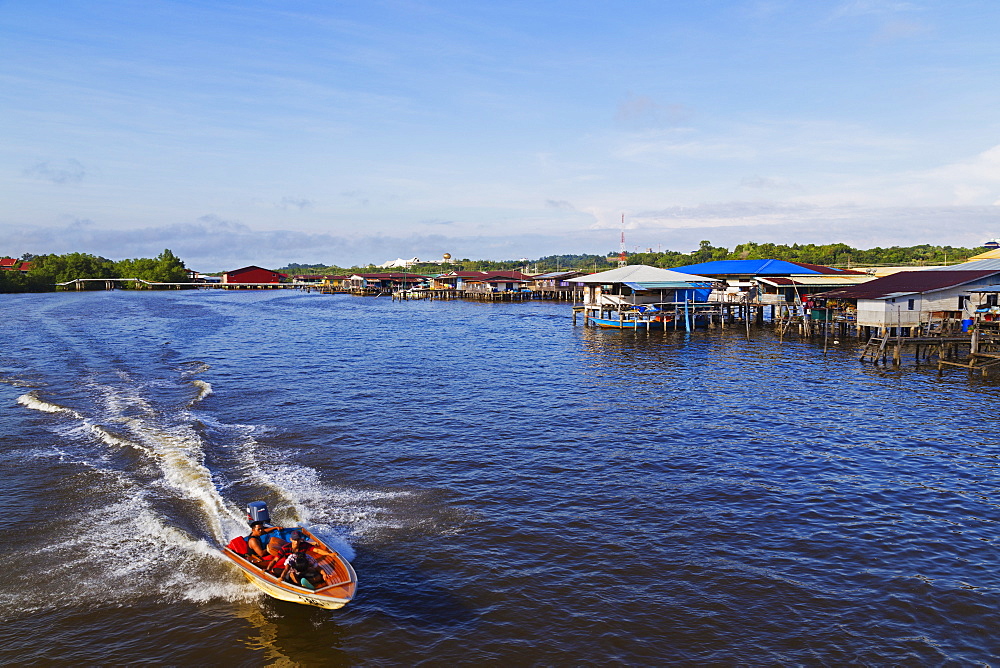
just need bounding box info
[0,290,998,665]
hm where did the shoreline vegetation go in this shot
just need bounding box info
[0,242,982,293]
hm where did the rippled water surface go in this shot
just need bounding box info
[1,290,999,665]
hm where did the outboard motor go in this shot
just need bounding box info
[246,501,271,526]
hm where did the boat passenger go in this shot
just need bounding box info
[288,531,333,557]
[287,531,337,583]
[280,551,326,590]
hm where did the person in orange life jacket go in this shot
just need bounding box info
[288,531,335,559]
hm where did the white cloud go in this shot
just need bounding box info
[825,144,1000,207]
[276,197,314,210]
[23,159,87,185]
[2,201,995,272]
[922,145,1000,204]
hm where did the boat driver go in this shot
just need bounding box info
[247,520,288,569]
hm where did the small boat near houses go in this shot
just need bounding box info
[590,305,675,329]
[575,265,718,330]
[221,502,358,610]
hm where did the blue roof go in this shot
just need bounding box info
[622,281,714,290]
[672,259,841,276]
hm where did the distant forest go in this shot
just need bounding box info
[0,242,985,292]
[624,240,981,272]
[278,241,983,275]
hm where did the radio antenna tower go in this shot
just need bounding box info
[617,214,627,268]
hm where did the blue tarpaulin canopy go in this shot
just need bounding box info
[622,281,713,302]
[622,281,704,290]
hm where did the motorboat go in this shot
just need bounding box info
[221,502,358,610]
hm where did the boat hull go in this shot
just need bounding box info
[590,316,671,330]
[220,528,358,610]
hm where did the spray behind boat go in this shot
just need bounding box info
[246,501,271,526]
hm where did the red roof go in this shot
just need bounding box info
[471,276,531,284]
[819,270,1000,300]
[223,266,284,282]
[436,270,488,278]
[760,277,802,285]
[483,270,532,280]
[0,259,29,271]
[226,265,278,274]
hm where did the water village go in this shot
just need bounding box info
[6,245,1000,376]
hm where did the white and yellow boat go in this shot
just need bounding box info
[222,504,358,610]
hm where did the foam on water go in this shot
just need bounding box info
[187,414,302,513]
[190,379,213,405]
[13,371,378,606]
[0,377,41,388]
[188,412,414,550]
[16,390,84,418]
[179,361,212,377]
[0,488,258,621]
[263,463,418,560]
[18,389,245,535]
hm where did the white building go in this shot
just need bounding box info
[820,269,1000,329]
[378,257,420,269]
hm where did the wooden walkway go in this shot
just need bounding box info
[859,331,1000,376]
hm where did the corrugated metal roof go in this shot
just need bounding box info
[804,275,877,285]
[533,270,586,279]
[926,259,1000,271]
[756,275,875,287]
[673,259,863,276]
[969,248,1000,260]
[818,270,1000,300]
[575,265,711,284]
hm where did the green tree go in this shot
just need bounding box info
[28,252,116,287]
[114,248,188,285]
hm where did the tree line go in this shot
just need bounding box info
[0,250,188,293]
[624,241,980,271]
[278,242,981,276]
[1,242,984,293]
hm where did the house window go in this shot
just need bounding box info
[958,296,967,309]
[907,299,914,310]
[988,294,999,307]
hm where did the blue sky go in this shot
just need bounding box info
[3,0,1000,270]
